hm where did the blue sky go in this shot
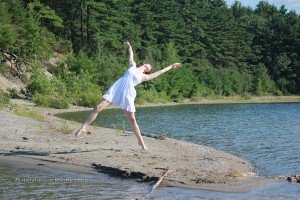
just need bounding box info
[225,0,300,13]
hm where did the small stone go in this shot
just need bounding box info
[22,137,28,140]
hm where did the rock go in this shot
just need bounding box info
[22,137,28,140]
[286,175,300,183]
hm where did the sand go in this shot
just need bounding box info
[0,99,280,192]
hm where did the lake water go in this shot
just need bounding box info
[1,103,299,199]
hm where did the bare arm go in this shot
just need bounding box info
[124,41,135,66]
[142,63,182,82]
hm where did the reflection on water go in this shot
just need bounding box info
[2,103,299,199]
[0,160,150,199]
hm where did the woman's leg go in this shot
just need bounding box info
[75,99,111,137]
[124,111,148,150]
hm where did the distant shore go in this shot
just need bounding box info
[1,97,293,192]
[136,95,300,108]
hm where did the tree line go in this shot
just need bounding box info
[0,0,299,108]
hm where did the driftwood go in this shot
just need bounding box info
[141,132,166,140]
[152,168,173,190]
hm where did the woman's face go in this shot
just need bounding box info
[143,64,153,73]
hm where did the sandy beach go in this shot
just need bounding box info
[0,99,284,192]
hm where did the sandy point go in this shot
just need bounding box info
[0,99,282,192]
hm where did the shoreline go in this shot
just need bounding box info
[0,154,280,193]
[135,95,300,108]
[1,97,295,192]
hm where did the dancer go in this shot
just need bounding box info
[75,41,182,150]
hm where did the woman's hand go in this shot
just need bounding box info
[172,63,182,68]
[124,41,131,47]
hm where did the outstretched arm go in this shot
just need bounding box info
[124,41,135,66]
[142,63,182,82]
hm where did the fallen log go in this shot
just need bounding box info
[152,168,173,190]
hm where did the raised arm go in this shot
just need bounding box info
[124,41,135,66]
[142,63,182,82]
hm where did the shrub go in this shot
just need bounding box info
[77,91,102,108]
[274,89,283,96]
[0,89,10,107]
[33,93,69,109]
[8,88,19,98]
[26,67,53,96]
[136,87,170,104]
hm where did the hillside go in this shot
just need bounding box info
[0,49,65,97]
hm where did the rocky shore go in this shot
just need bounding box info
[0,99,281,192]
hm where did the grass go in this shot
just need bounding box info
[58,120,74,135]
[12,104,45,121]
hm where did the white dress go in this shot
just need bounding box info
[103,63,142,112]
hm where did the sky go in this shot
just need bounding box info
[225,0,300,13]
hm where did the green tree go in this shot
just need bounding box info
[0,2,16,50]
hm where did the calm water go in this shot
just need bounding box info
[1,103,300,199]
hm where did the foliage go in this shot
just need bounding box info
[0,2,16,49]
[0,89,10,108]
[26,66,53,96]
[8,88,19,99]
[136,87,170,104]
[77,91,102,108]
[1,0,300,109]
[32,93,69,109]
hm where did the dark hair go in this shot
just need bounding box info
[137,60,148,67]
[137,60,154,74]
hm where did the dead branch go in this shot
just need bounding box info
[152,168,173,190]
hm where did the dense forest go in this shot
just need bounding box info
[0,0,299,108]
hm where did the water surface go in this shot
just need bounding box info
[2,103,299,199]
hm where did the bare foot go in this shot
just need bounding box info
[75,129,85,137]
[138,142,148,150]
[143,146,148,150]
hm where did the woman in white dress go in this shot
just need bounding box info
[75,41,182,150]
